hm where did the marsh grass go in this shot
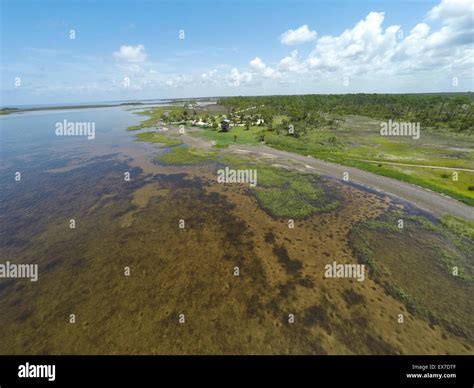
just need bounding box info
[127,106,185,131]
[349,212,474,341]
[135,131,182,147]
[441,215,474,240]
[155,147,217,165]
[220,155,340,218]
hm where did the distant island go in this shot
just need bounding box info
[0,102,146,115]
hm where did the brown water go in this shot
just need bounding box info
[0,107,472,354]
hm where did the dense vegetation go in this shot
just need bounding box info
[219,93,474,134]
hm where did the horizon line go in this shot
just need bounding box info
[3,91,473,109]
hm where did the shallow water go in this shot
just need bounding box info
[0,107,472,355]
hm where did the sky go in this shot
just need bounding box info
[1,0,473,105]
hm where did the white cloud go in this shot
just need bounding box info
[235,0,473,91]
[113,44,147,62]
[428,0,473,21]
[228,68,252,86]
[201,69,219,84]
[250,57,266,71]
[305,12,398,75]
[157,74,192,88]
[279,50,305,73]
[280,25,317,45]
[299,0,472,78]
[201,69,217,79]
[249,57,278,78]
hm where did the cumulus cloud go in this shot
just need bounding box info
[279,50,305,73]
[249,57,266,71]
[228,68,253,86]
[229,0,473,92]
[249,57,278,77]
[278,0,471,79]
[304,11,400,75]
[280,25,317,45]
[113,44,147,62]
[428,0,473,21]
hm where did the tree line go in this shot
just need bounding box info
[219,93,473,134]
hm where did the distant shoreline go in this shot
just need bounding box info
[0,102,149,116]
[0,97,220,116]
[2,92,472,116]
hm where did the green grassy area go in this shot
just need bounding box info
[135,131,182,147]
[257,117,474,206]
[220,154,340,218]
[127,106,184,131]
[272,115,289,125]
[292,146,473,206]
[155,147,217,165]
[344,160,474,207]
[440,215,474,240]
[192,125,263,147]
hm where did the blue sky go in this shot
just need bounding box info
[1,0,473,105]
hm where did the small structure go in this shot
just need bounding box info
[192,119,210,127]
[197,120,210,127]
[220,119,230,132]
